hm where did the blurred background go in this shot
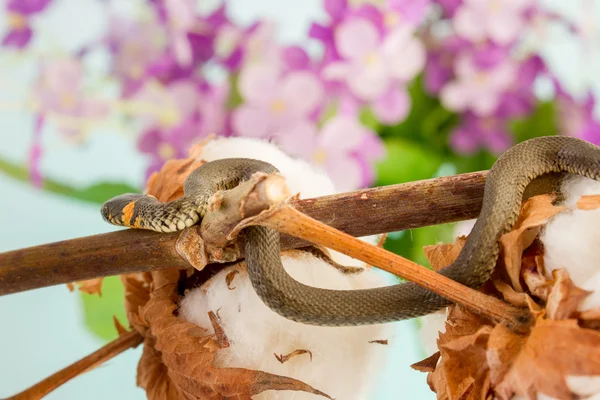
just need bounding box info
[0,0,598,398]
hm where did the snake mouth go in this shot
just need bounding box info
[101,194,143,227]
[101,204,123,226]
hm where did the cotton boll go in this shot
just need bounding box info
[541,176,600,311]
[200,137,336,198]
[181,137,394,399]
[180,254,394,400]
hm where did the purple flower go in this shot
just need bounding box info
[276,116,383,190]
[386,0,431,27]
[323,19,424,123]
[106,15,166,96]
[495,55,546,118]
[33,58,109,138]
[6,0,52,14]
[440,53,516,116]
[132,80,201,131]
[435,0,463,18]
[556,87,600,146]
[309,0,349,64]
[324,20,425,97]
[2,0,53,48]
[138,117,202,178]
[423,36,465,94]
[28,114,45,187]
[453,0,534,45]
[232,63,324,138]
[450,113,512,154]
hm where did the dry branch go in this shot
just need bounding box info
[6,330,143,400]
[252,205,531,331]
[0,171,487,295]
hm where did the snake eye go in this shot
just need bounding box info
[101,204,111,222]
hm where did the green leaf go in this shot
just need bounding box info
[377,75,459,154]
[80,276,127,341]
[510,100,557,142]
[0,156,140,205]
[225,72,243,109]
[383,223,456,273]
[376,138,443,186]
[359,107,381,131]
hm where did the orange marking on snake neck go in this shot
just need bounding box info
[122,201,136,227]
[133,216,143,228]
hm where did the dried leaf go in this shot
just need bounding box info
[133,268,332,400]
[521,243,552,301]
[128,147,333,399]
[274,349,313,364]
[423,235,467,272]
[411,352,441,373]
[546,269,592,320]
[577,194,600,210]
[225,270,239,290]
[490,319,600,400]
[498,194,564,292]
[368,340,388,345]
[175,227,209,271]
[67,278,104,296]
[377,233,388,248]
[146,157,205,203]
[579,308,600,331]
[492,279,532,308]
[579,308,600,321]
[120,272,152,335]
[208,310,230,349]
[113,316,128,336]
[431,306,494,400]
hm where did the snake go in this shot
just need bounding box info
[101,136,600,326]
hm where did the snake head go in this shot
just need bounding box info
[101,194,145,227]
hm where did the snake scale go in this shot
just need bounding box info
[101,136,600,326]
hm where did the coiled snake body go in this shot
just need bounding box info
[102,136,600,326]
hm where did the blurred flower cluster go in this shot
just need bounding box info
[3,0,599,191]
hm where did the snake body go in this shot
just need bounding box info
[102,136,600,326]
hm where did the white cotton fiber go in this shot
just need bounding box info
[419,175,600,356]
[200,137,337,197]
[541,176,600,311]
[180,137,394,399]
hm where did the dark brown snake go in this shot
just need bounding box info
[101,136,600,326]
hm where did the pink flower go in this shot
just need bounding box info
[556,86,600,146]
[33,58,109,138]
[323,19,423,123]
[450,113,512,154]
[2,0,53,48]
[137,82,229,178]
[440,54,516,116]
[163,0,196,66]
[232,63,324,138]
[132,80,200,130]
[453,0,534,45]
[324,19,424,100]
[276,117,382,191]
[107,16,166,96]
[386,0,431,27]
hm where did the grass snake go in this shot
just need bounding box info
[101,136,600,326]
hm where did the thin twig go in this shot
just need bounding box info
[257,205,532,332]
[0,171,487,295]
[5,330,143,400]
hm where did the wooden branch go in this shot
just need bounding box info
[255,205,531,331]
[0,171,487,295]
[5,330,143,400]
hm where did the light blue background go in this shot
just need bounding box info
[0,0,597,399]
